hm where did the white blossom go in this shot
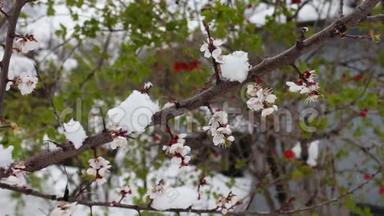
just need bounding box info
[220,51,250,82]
[286,70,320,103]
[148,180,167,199]
[204,111,234,147]
[0,144,14,169]
[63,119,87,149]
[163,133,191,167]
[109,136,128,149]
[216,192,238,214]
[144,81,153,90]
[246,84,278,116]
[86,157,111,184]
[118,186,132,196]
[13,35,39,53]
[7,57,38,95]
[17,73,38,95]
[200,39,224,63]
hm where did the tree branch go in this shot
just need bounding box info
[152,0,380,126]
[0,0,27,118]
[0,0,380,187]
[365,14,384,22]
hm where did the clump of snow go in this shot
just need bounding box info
[107,90,160,133]
[63,119,87,149]
[307,140,319,166]
[0,145,14,169]
[220,51,250,82]
[148,181,198,210]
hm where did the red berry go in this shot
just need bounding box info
[291,0,302,4]
[352,74,363,81]
[363,173,371,180]
[379,186,384,195]
[283,150,295,160]
[359,108,368,118]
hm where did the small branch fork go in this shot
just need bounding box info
[0,162,381,215]
[202,21,222,83]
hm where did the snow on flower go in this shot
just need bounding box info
[203,111,235,147]
[86,156,111,184]
[148,180,167,199]
[286,70,320,103]
[200,38,224,63]
[107,90,160,133]
[63,119,87,149]
[0,144,14,169]
[148,180,198,210]
[216,192,239,214]
[220,51,250,83]
[306,140,319,167]
[162,133,191,167]
[13,34,39,53]
[50,201,75,216]
[246,83,278,117]
[6,56,38,95]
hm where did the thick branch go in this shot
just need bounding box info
[0,0,26,117]
[0,132,113,178]
[0,0,380,184]
[365,14,384,22]
[152,0,380,126]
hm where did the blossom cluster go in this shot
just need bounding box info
[200,39,224,63]
[109,129,129,149]
[286,70,320,103]
[203,111,235,147]
[216,192,239,214]
[6,71,38,95]
[13,34,39,54]
[162,133,191,167]
[6,34,39,95]
[246,83,278,117]
[86,156,111,184]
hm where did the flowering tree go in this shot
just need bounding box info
[0,0,383,215]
